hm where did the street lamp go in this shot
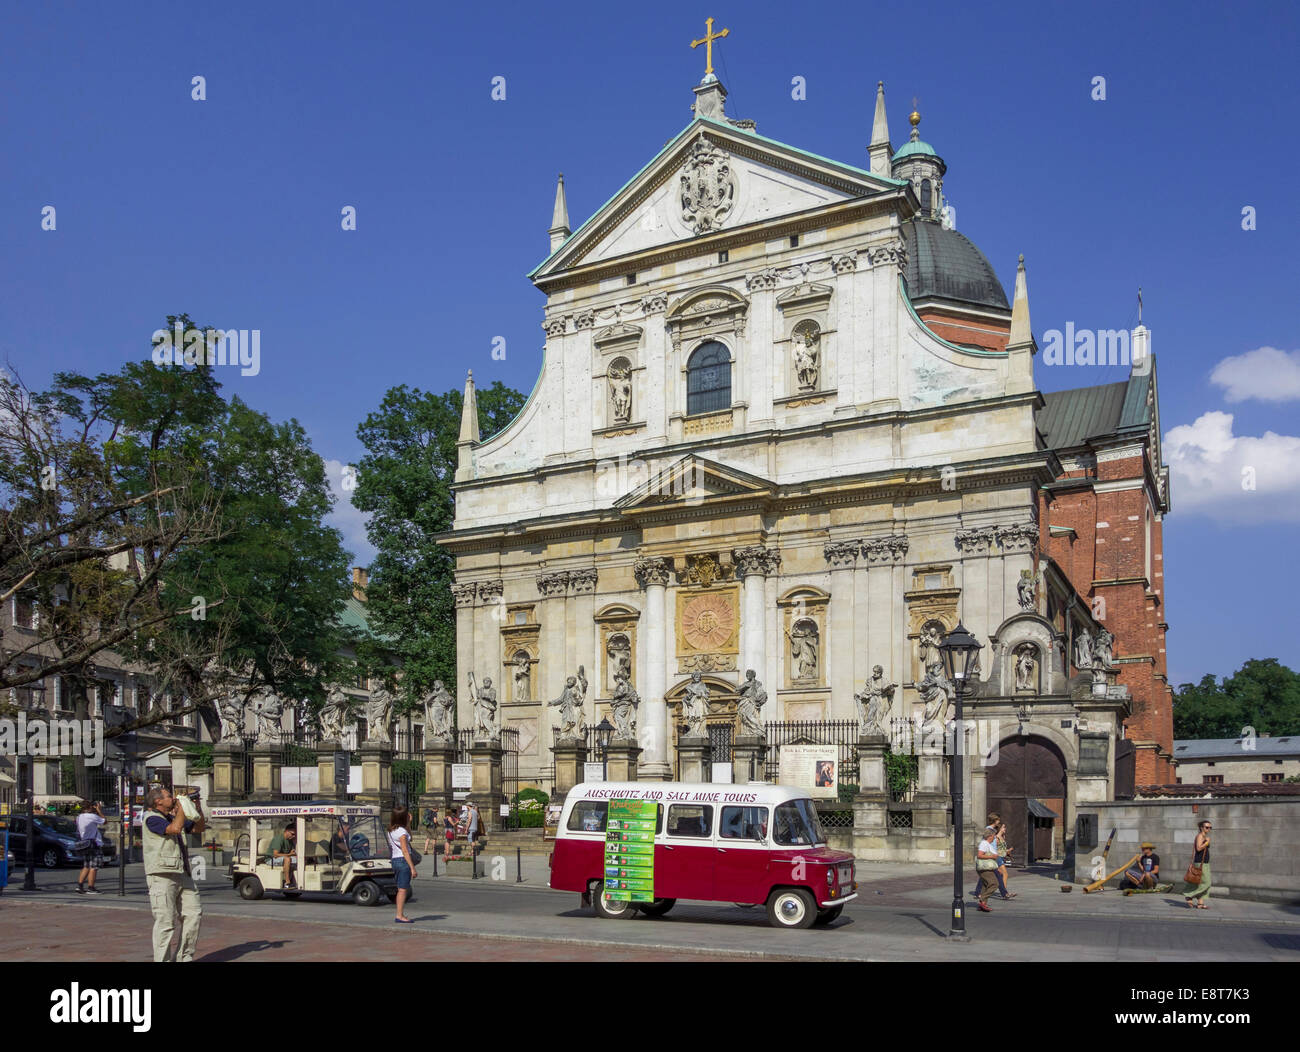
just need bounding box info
[22,681,46,891]
[595,718,614,782]
[938,622,981,940]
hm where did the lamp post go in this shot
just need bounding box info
[22,682,48,891]
[938,622,981,940]
[595,718,614,782]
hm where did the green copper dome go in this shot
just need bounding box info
[892,139,937,162]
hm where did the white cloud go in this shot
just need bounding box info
[323,457,376,566]
[1209,347,1300,403]
[1164,411,1300,522]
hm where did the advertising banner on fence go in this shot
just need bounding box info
[604,798,656,903]
[778,743,838,799]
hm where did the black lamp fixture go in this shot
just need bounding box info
[595,718,614,781]
[937,622,981,940]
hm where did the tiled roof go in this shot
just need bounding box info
[1137,783,1300,798]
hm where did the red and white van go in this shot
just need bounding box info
[549,781,858,929]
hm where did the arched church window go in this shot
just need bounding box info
[920,179,932,215]
[686,341,731,415]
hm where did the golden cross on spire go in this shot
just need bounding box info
[690,17,730,76]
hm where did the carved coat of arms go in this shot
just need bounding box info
[680,140,736,234]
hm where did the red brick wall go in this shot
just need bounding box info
[1039,451,1174,784]
[916,307,1010,353]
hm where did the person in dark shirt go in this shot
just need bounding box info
[1124,842,1160,889]
[267,823,298,888]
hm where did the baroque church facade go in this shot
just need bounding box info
[441,60,1174,856]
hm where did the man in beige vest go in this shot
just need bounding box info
[143,786,205,962]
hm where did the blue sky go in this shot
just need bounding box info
[2,0,1297,688]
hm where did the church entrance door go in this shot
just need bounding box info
[985,736,1067,863]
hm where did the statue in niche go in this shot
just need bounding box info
[469,672,499,742]
[791,322,820,391]
[610,669,639,740]
[512,651,531,702]
[423,680,455,744]
[548,666,587,742]
[1074,628,1094,672]
[681,671,711,737]
[855,665,897,738]
[736,669,767,737]
[785,619,820,682]
[609,361,633,423]
[607,634,632,693]
[1014,645,1038,693]
[1094,628,1115,670]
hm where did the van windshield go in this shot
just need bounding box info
[772,799,826,846]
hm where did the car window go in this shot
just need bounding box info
[720,805,768,840]
[666,804,713,837]
[567,800,608,833]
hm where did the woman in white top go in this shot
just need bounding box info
[975,825,1001,913]
[387,807,418,923]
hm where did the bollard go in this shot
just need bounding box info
[472,840,478,879]
[516,846,523,883]
[432,843,438,877]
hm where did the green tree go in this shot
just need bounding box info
[1173,659,1300,739]
[354,381,526,709]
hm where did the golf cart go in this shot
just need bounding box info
[211,801,398,907]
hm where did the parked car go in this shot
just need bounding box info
[1,815,118,869]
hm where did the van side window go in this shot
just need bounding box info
[720,805,768,840]
[666,803,713,837]
[567,800,608,833]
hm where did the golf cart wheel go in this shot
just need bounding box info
[637,898,676,918]
[814,905,844,926]
[592,884,634,919]
[766,887,817,929]
[41,848,61,869]
[237,876,265,901]
[352,880,382,907]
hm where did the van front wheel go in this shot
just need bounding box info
[766,888,817,929]
[593,885,635,919]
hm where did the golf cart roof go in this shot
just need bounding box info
[208,801,382,819]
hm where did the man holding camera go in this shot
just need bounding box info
[75,800,107,894]
[142,785,205,962]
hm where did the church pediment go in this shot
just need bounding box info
[531,119,899,282]
[613,454,773,511]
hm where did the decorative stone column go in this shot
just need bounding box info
[420,741,458,815]
[250,744,283,800]
[550,740,587,806]
[356,741,393,812]
[734,545,780,675]
[853,735,889,840]
[470,739,506,830]
[210,741,246,806]
[676,735,712,784]
[604,740,641,782]
[635,557,672,780]
[731,735,765,784]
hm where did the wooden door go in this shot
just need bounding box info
[985,737,1067,862]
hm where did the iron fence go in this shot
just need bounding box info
[762,720,861,790]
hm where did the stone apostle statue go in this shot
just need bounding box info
[469,672,499,742]
[854,665,896,738]
[423,680,455,744]
[610,669,639,740]
[364,685,394,745]
[736,669,767,738]
[512,652,531,702]
[548,666,587,742]
[217,691,246,743]
[1074,628,1094,672]
[251,688,285,745]
[1093,628,1115,670]
[682,672,710,738]
[318,686,353,742]
[785,622,819,682]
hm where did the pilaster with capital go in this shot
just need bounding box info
[733,545,780,675]
[634,557,673,779]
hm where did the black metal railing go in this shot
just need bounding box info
[762,720,861,787]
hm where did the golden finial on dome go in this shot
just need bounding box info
[910,96,921,127]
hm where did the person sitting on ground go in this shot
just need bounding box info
[1124,842,1160,890]
[268,823,298,887]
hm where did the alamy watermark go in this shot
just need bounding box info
[151,322,261,377]
[0,714,104,765]
[1041,323,1150,373]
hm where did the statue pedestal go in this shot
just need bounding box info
[912,752,950,836]
[731,735,766,783]
[356,743,393,812]
[551,741,588,808]
[210,742,246,806]
[853,735,889,838]
[315,742,348,798]
[420,744,458,814]
[470,741,506,830]
[604,740,641,783]
[676,735,712,784]
[250,745,282,800]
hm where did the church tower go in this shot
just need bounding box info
[891,106,946,222]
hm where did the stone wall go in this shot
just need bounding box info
[1071,797,1300,903]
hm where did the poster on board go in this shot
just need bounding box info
[778,743,838,799]
[604,798,656,903]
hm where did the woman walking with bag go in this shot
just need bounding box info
[1182,819,1213,909]
[388,807,418,924]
